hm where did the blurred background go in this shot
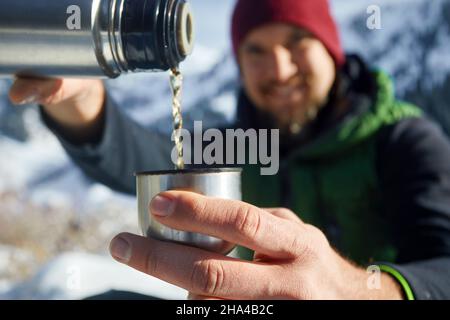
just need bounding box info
[0,0,449,299]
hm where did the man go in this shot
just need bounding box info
[8,0,450,299]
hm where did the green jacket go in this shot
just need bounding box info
[238,71,422,264]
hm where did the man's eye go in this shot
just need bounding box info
[245,46,265,55]
[287,37,310,52]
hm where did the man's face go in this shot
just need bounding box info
[239,23,336,133]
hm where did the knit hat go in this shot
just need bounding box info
[231,0,345,68]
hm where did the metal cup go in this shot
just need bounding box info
[136,168,242,255]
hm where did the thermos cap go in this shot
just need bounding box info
[121,0,196,72]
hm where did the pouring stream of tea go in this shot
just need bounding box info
[170,67,185,170]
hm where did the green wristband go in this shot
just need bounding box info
[379,265,415,300]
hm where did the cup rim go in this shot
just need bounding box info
[135,167,242,176]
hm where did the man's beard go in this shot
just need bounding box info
[258,75,328,135]
[270,97,328,137]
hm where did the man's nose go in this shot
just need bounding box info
[268,46,298,82]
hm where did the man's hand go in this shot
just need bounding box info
[9,77,106,142]
[109,191,404,300]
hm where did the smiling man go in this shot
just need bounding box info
[8,0,450,299]
[237,25,338,135]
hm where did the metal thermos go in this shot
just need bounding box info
[0,0,195,78]
[136,168,242,255]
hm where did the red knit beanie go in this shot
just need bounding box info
[231,0,345,68]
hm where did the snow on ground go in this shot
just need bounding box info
[0,252,187,300]
[0,107,136,213]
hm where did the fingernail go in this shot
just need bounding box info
[110,236,131,263]
[150,195,175,217]
[17,92,40,105]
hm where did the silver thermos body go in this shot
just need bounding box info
[0,0,195,78]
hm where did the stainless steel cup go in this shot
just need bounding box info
[136,168,242,255]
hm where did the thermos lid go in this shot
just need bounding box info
[121,0,195,72]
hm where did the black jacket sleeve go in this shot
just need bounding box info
[376,117,450,299]
[40,95,174,195]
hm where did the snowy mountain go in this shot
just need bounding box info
[0,0,449,298]
[333,0,450,133]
